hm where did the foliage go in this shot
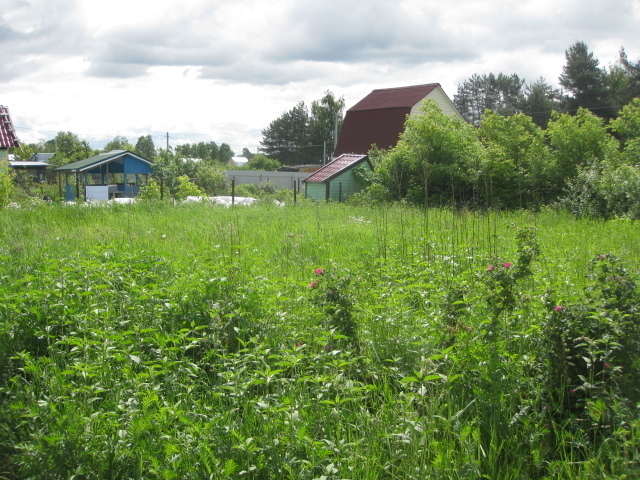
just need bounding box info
[260,101,312,165]
[138,178,162,200]
[371,100,485,206]
[518,77,563,128]
[453,72,525,125]
[44,131,95,166]
[103,135,135,152]
[546,108,619,181]
[309,90,345,163]
[610,98,640,162]
[559,41,614,118]
[195,164,228,195]
[245,154,281,171]
[1,203,640,478]
[175,141,220,163]
[260,91,344,165]
[135,135,157,160]
[0,159,14,210]
[562,162,640,219]
[477,111,553,207]
[174,175,205,200]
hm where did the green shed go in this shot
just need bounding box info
[303,154,372,202]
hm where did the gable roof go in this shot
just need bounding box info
[304,154,369,183]
[0,106,20,149]
[333,83,452,156]
[349,83,439,111]
[54,150,152,172]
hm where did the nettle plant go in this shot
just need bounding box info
[543,253,640,444]
[307,267,359,352]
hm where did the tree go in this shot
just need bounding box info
[135,135,156,160]
[546,108,619,185]
[372,100,484,206]
[477,111,553,207]
[309,90,345,163]
[260,101,313,165]
[241,148,255,160]
[245,154,280,171]
[518,78,563,128]
[218,143,234,163]
[44,132,93,166]
[618,48,640,103]
[454,73,525,125]
[104,136,134,152]
[610,98,640,163]
[559,41,614,118]
[175,141,220,163]
[195,164,228,195]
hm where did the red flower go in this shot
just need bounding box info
[604,363,611,368]
[554,306,563,312]
[503,262,512,268]
[315,268,324,276]
[487,265,495,271]
[308,281,318,288]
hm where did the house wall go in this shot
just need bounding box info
[410,85,464,120]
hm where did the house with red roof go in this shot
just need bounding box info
[333,83,462,157]
[0,105,20,161]
[303,153,372,202]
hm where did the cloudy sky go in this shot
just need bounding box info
[3,0,640,155]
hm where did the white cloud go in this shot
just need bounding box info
[3,0,640,152]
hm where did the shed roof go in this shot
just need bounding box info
[29,153,56,163]
[0,105,20,149]
[9,161,52,168]
[304,154,369,183]
[54,150,151,173]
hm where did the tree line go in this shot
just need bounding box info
[453,42,640,127]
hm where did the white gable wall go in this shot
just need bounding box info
[409,85,464,120]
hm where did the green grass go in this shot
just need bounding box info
[1,201,639,479]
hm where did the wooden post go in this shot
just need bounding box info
[232,178,235,206]
[339,182,342,202]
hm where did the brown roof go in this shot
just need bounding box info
[349,84,439,111]
[0,106,20,149]
[334,83,440,156]
[304,154,368,183]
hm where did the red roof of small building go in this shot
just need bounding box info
[304,154,368,183]
[0,106,20,149]
[334,83,440,156]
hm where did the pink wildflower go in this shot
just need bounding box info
[487,265,495,271]
[315,268,324,276]
[308,281,318,288]
[554,306,563,312]
[569,388,576,394]
[324,344,331,352]
[604,363,611,368]
[503,262,512,268]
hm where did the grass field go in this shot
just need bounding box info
[1,200,639,479]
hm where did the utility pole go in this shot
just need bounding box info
[166,132,169,151]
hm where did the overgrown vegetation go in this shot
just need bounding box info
[1,202,639,479]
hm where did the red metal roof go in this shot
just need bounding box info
[304,154,368,183]
[349,84,439,111]
[0,106,20,149]
[333,84,440,156]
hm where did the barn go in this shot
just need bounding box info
[303,154,372,202]
[333,83,462,156]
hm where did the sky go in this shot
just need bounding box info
[2,0,640,155]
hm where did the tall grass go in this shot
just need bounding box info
[1,201,639,479]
